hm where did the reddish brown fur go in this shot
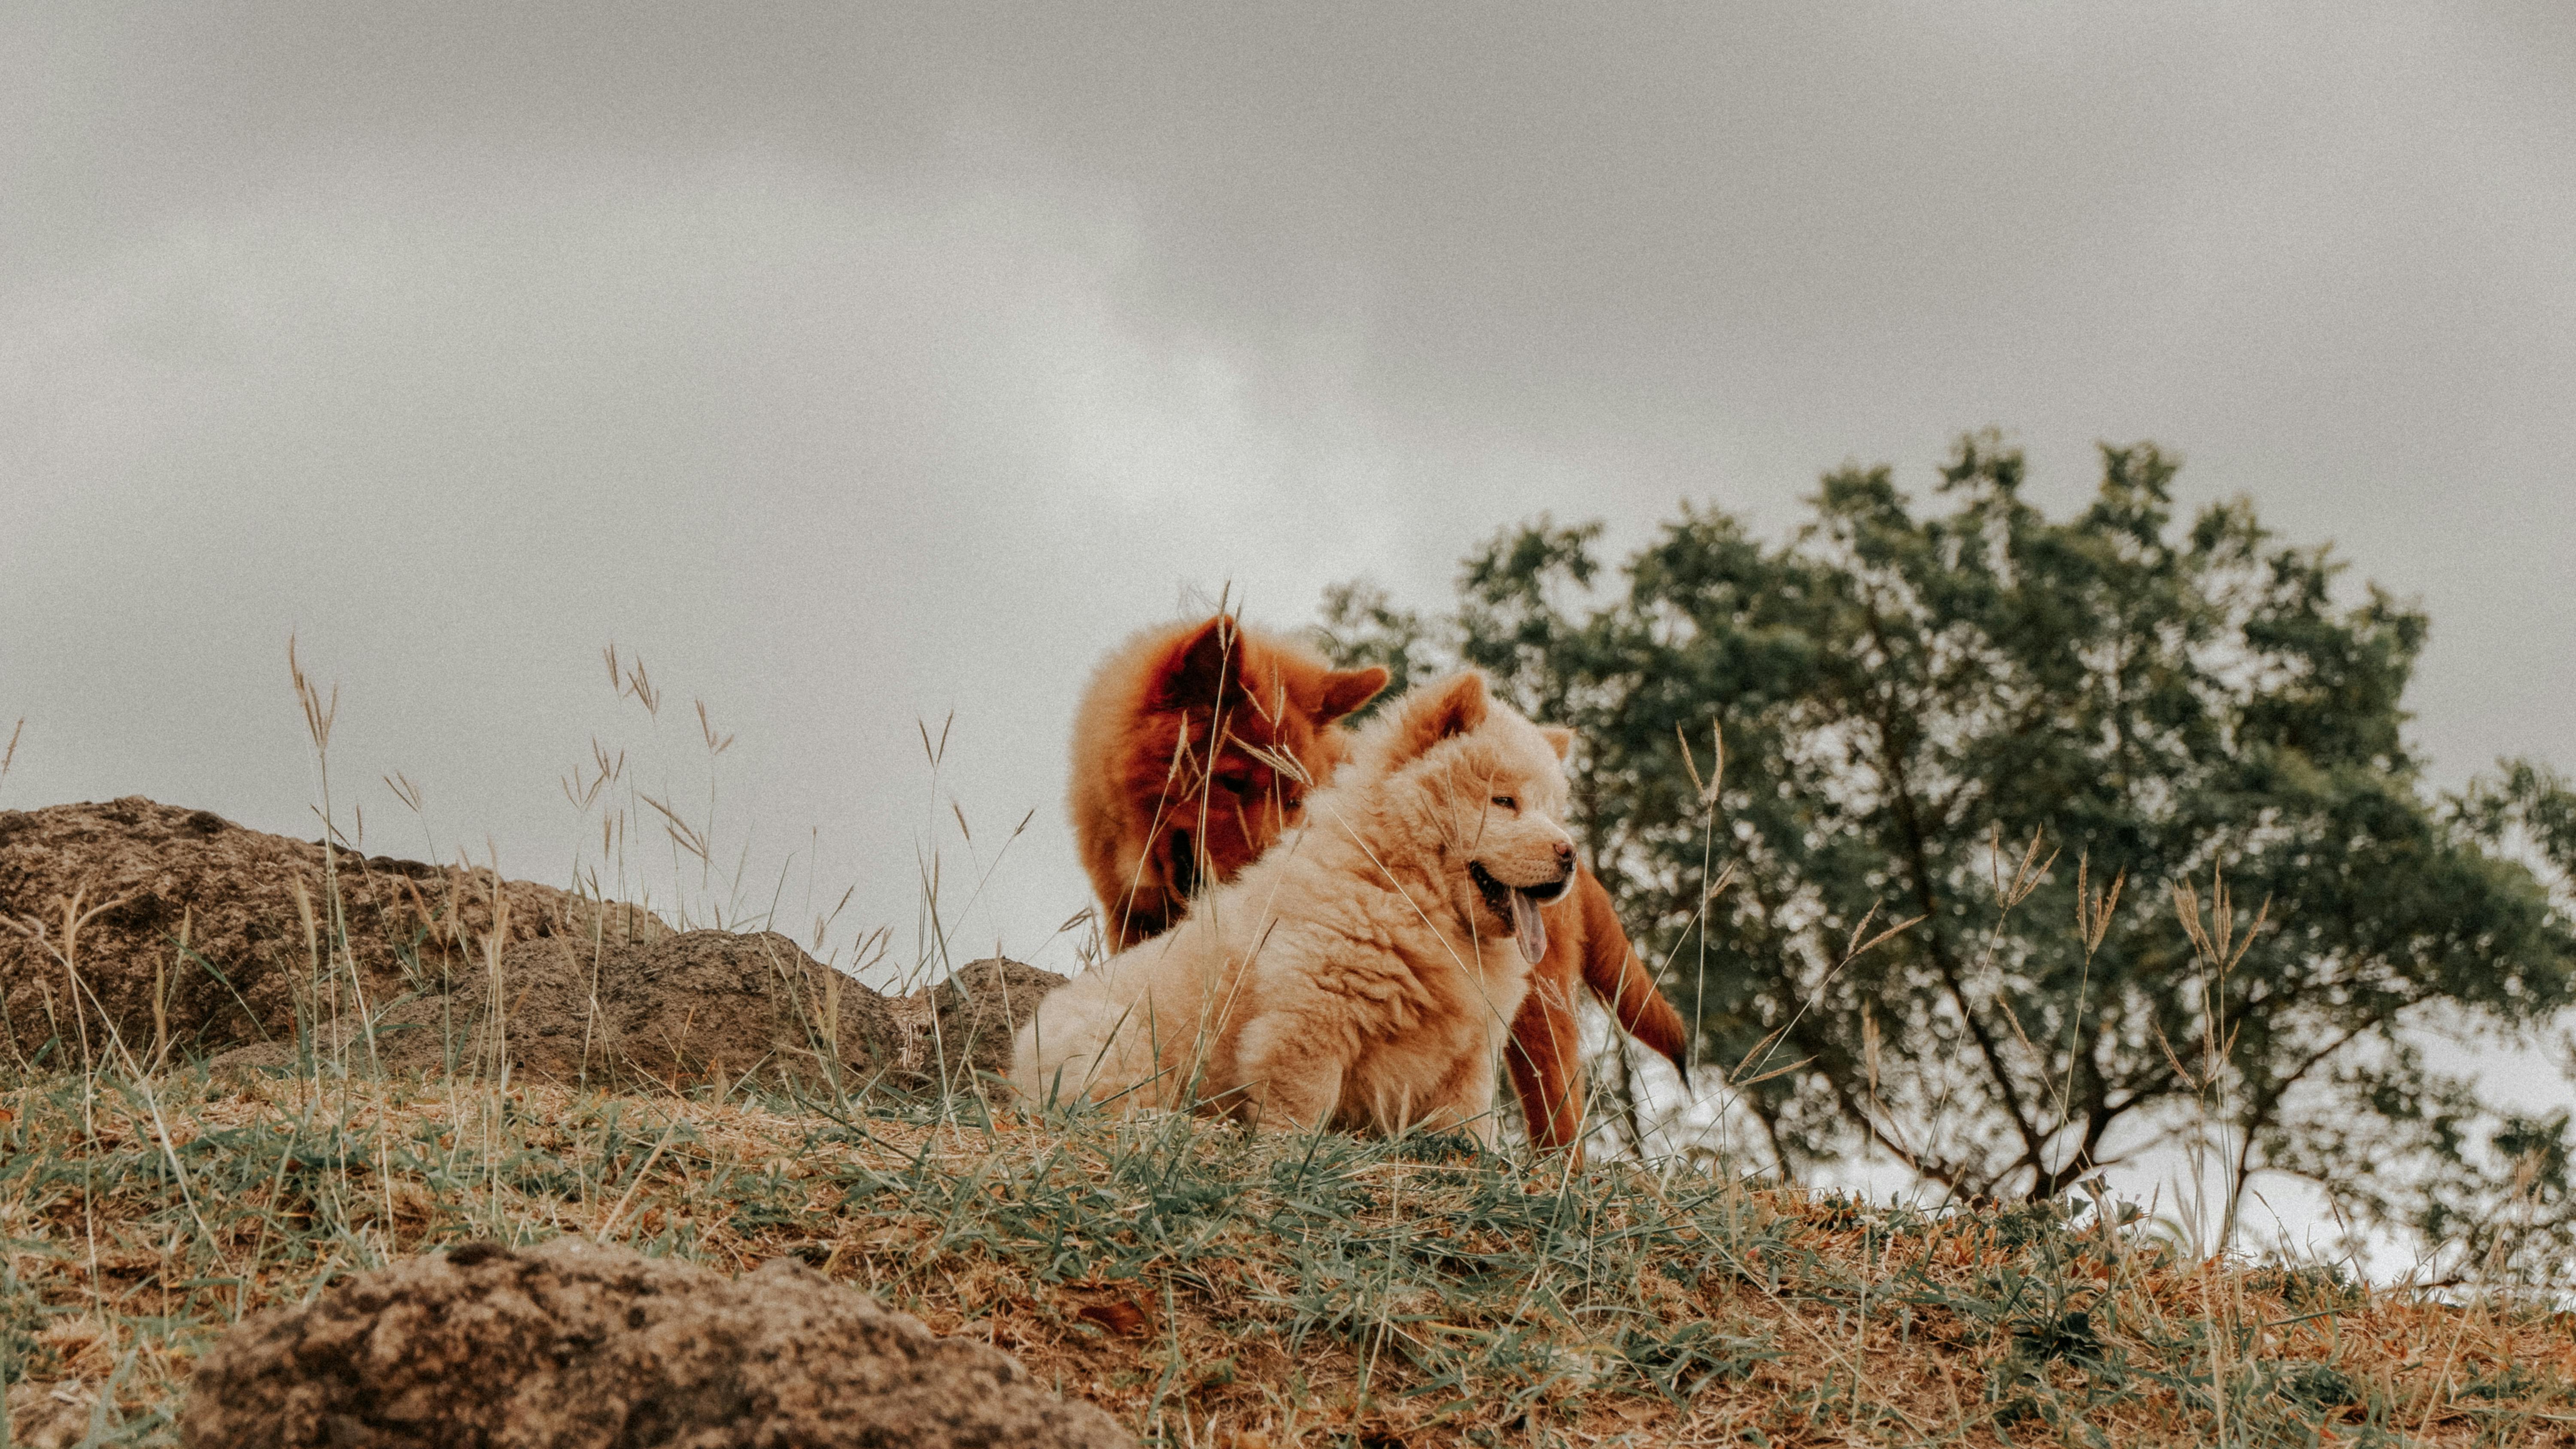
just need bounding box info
[1068,614,1692,1159]
[1068,616,1387,951]
[1504,864,1692,1158]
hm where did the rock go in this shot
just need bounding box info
[0,798,663,1067]
[1,796,1057,1099]
[178,1237,1133,1449]
[209,931,901,1093]
[615,930,899,1089]
[885,957,1067,1090]
[5,1378,92,1449]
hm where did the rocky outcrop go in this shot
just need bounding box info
[0,798,661,1067]
[207,929,905,1092]
[3,797,1072,1096]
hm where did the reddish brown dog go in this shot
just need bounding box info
[1067,614,1390,949]
[1066,613,1689,1158]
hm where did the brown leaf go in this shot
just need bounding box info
[1075,1300,1150,1337]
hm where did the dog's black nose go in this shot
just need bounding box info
[1554,842,1576,874]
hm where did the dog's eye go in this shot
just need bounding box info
[1491,795,1517,811]
[1215,774,1254,797]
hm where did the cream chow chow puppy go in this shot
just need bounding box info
[1012,670,1579,1143]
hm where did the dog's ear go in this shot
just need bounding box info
[1318,665,1390,722]
[1156,616,1245,712]
[1537,725,1574,761]
[1383,670,1490,766]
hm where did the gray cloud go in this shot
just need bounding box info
[6,0,2573,1009]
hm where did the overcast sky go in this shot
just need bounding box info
[7,1,2573,1040]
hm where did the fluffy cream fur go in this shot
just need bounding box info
[1012,670,1579,1143]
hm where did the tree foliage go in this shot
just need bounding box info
[1319,434,2576,1266]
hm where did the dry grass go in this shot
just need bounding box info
[4,1063,2573,1448]
[8,649,2567,1446]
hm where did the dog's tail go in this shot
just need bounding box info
[1574,868,1693,1088]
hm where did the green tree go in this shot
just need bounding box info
[1320,434,2576,1260]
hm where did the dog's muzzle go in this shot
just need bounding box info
[1468,859,1571,965]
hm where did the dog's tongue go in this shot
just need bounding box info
[1509,887,1548,965]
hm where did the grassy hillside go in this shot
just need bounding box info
[4,1062,2570,1447]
